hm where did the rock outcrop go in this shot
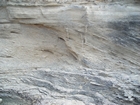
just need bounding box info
[0,0,140,105]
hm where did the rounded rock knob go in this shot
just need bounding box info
[0,98,2,103]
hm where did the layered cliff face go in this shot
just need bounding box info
[0,0,140,105]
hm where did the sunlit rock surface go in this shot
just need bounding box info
[0,0,140,105]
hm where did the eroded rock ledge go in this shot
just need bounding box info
[0,0,140,105]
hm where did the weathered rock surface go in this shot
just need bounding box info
[0,0,140,105]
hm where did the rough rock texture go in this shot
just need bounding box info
[0,0,140,105]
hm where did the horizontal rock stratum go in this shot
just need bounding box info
[0,0,140,105]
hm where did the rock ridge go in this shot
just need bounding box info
[0,0,140,105]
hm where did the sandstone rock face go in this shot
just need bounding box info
[0,0,140,105]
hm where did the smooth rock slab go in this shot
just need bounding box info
[0,0,140,105]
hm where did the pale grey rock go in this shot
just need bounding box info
[0,98,2,103]
[0,0,140,105]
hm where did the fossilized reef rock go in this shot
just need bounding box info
[0,0,140,105]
